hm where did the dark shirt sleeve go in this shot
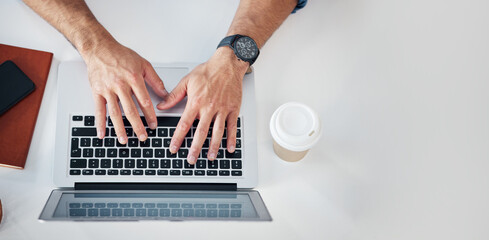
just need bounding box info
[292,0,308,13]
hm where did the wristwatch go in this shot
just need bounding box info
[217,34,260,65]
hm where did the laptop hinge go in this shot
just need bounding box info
[74,182,237,191]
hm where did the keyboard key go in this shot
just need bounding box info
[207,170,217,176]
[220,160,230,169]
[203,139,210,148]
[182,170,193,176]
[178,149,188,158]
[113,159,123,168]
[170,170,181,175]
[146,128,156,137]
[95,203,106,208]
[124,209,135,217]
[186,139,193,148]
[172,159,182,168]
[219,210,230,217]
[70,169,81,175]
[80,138,91,147]
[236,129,241,138]
[152,138,162,147]
[82,169,94,175]
[194,204,205,208]
[148,209,158,216]
[72,115,83,121]
[184,161,195,169]
[171,209,182,217]
[119,148,129,157]
[218,204,230,209]
[157,117,180,126]
[160,209,171,217]
[88,209,98,216]
[219,170,230,176]
[71,138,79,150]
[71,148,81,157]
[125,159,135,168]
[202,149,209,158]
[207,209,218,217]
[140,139,150,147]
[157,203,168,208]
[69,209,86,217]
[163,138,171,147]
[101,159,111,168]
[136,209,146,217]
[88,159,99,168]
[231,171,242,176]
[169,128,175,137]
[84,116,95,126]
[155,149,165,157]
[70,159,87,168]
[149,159,159,168]
[92,138,103,147]
[160,159,171,168]
[143,149,153,157]
[107,203,118,208]
[206,204,217,208]
[107,148,117,157]
[216,149,224,158]
[82,148,93,157]
[116,140,127,147]
[231,160,242,169]
[137,159,147,168]
[236,139,241,148]
[196,159,206,169]
[195,170,205,176]
[112,209,123,216]
[95,169,106,175]
[145,170,156,175]
[69,203,81,208]
[231,204,242,208]
[195,209,206,217]
[131,149,141,157]
[208,160,218,169]
[104,138,115,147]
[184,209,194,217]
[133,170,143,175]
[221,139,226,148]
[157,170,168,175]
[231,210,241,217]
[125,128,133,137]
[225,149,242,158]
[128,138,139,147]
[158,128,168,137]
[167,149,177,158]
[108,169,118,175]
[144,203,155,208]
[72,127,97,136]
[121,169,131,175]
[100,208,111,216]
[95,148,105,157]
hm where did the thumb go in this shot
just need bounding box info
[144,63,169,98]
[157,78,187,110]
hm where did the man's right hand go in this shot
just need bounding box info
[82,41,169,144]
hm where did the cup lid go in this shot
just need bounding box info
[270,102,322,152]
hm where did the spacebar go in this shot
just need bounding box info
[72,127,97,136]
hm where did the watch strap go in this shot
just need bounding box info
[217,35,238,49]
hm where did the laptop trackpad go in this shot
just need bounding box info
[39,190,272,221]
[144,67,189,113]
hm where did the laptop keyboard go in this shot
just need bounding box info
[68,201,243,218]
[69,115,243,177]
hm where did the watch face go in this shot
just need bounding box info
[234,36,258,60]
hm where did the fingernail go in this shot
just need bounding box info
[209,152,216,160]
[97,129,104,139]
[149,122,157,129]
[139,134,147,141]
[170,145,177,153]
[188,155,196,164]
[118,136,126,143]
[229,145,235,153]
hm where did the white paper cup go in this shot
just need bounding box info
[270,102,321,162]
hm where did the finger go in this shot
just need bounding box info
[143,63,169,98]
[117,89,147,141]
[189,113,214,164]
[106,94,128,144]
[93,94,107,139]
[226,112,239,153]
[157,77,187,110]
[170,105,198,154]
[208,114,226,160]
[131,78,158,129]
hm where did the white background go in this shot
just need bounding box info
[1,0,489,239]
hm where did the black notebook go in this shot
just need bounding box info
[0,60,36,115]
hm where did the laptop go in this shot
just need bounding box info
[39,61,271,221]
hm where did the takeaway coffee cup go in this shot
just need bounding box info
[270,102,321,162]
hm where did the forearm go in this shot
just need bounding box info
[22,0,116,60]
[227,0,297,48]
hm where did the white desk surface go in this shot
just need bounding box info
[1,0,489,239]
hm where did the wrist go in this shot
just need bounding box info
[214,47,250,74]
[75,25,118,62]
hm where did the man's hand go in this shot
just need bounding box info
[157,47,249,164]
[84,41,168,143]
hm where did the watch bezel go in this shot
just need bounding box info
[233,36,259,62]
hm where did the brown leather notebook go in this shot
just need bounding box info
[0,44,53,169]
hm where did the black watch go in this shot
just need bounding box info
[217,34,260,65]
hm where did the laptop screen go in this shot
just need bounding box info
[40,190,271,221]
